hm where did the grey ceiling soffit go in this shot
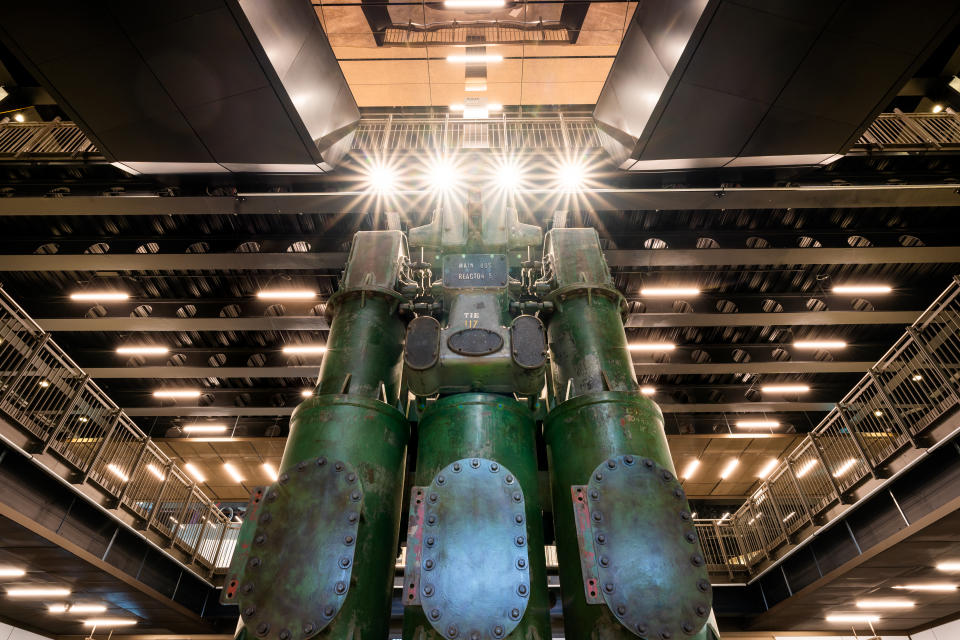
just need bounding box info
[0,0,359,175]
[594,0,960,171]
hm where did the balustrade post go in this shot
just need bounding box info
[784,458,814,525]
[168,483,197,548]
[145,462,174,529]
[40,374,90,454]
[207,518,231,577]
[761,483,791,540]
[836,403,880,479]
[0,333,50,404]
[712,522,735,580]
[868,369,921,448]
[80,410,121,483]
[905,326,960,401]
[114,436,151,504]
[808,433,844,503]
[189,505,214,564]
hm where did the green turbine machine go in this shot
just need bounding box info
[222,202,721,640]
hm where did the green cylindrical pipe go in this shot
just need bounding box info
[402,393,551,640]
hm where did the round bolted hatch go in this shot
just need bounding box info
[421,458,530,640]
[588,455,711,638]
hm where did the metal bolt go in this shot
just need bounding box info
[266,491,278,502]
[505,474,514,484]
[324,605,335,617]
[660,630,672,640]
[595,472,603,481]
[685,532,696,543]
[249,557,261,568]
[596,534,606,545]
[425,559,435,570]
[426,536,435,547]
[682,622,694,634]
[429,493,439,503]
[279,629,291,640]
[624,455,635,465]
[516,558,526,569]
[603,582,614,593]
[673,488,684,499]
[346,472,357,483]
[517,584,527,596]
[636,623,647,635]
[680,511,691,521]
[695,605,708,617]
[243,606,256,618]
[490,462,499,472]
[297,461,307,472]
[661,470,672,481]
[616,605,626,615]
[256,623,270,636]
[279,473,289,485]
[512,491,522,502]
[335,462,344,472]
[437,474,446,484]
[335,581,346,595]
[255,534,266,545]
[515,535,525,546]
[446,624,459,638]
[493,625,505,638]
[339,556,351,568]
[452,463,462,472]
[423,585,434,597]
[592,511,603,522]
[429,609,441,620]
[697,579,710,592]
[303,622,317,636]
[599,556,609,567]
[471,459,480,468]
[260,512,272,524]
[607,459,616,469]
[348,512,358,523]
[344,535,355,545]
[510,608,520,620]
[643,458,654,468]
[515,513,524,524]
[242,583,254,594]
[470,632,480,640]
[589,490,599,500]
[350,490,361,502]
[427,515,437,525]
[317,456,327,466]
[690,554,704,567]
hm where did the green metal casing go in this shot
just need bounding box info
[402,394,551,640]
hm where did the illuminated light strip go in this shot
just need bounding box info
[640,386,656,396]
[782,511,796,523]
[263,463,279,482]
[116,346,168,355]
[445,0,505,6]
[256,290,316,299]
[184,463,206,483]
[0,568,25,577]
[757,459,778,479]
[737,420,780,429]
[761,384,810,393]
[794,340,847,349]
[83,619,137,627]
[639,287,700,297]
[49,604,107,614]
[832,458,857,478]
[855,599,914,609]
[6,588,71,597]
[153,389,202,398]
[826,614,879,623]
[69,292,129,301]
[223,463,244,483]
[832,285,892,294]
[719,458,739,479]
[282,346,327,354]
[628,343,676,351]
[681,459,700,480]
[936,562,960,572]
[892,584,957,591]
[183,425,227,433]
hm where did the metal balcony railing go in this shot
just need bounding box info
[383,19,571,46]
[855,109,960,151]
[0,286,240,573]
[0,118,99,159]
[695,276,960,580]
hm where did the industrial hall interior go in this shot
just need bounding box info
[5,1,960,640]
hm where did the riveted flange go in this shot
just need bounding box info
[572,455,710,638]
[235,459,363,639]
[405,458,530,639]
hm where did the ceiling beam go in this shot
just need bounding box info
[33,311,915,332]
[122,402,835,416]
[80,361,873,378]
[1,246,957,272]
[1,184,959,217]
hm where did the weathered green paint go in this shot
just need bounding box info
[402,394,550,640]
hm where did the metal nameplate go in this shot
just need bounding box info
[442,254,508,289]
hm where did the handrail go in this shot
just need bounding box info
[0,285,240,572]
[695,275,960,579]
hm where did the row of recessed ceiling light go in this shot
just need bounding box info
[825,565,960,624]
[68,284,895,302]
[0,569,135,627]
[681,452,866,486]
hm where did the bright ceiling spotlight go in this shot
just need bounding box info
[301,389,313,397]
[13,113,25,123]
[494,161,524,191]
[757,459,779,479]
[681,459,699,480]
[366,164,398,194]
[761,384,810,393]
[69,292,129,301]
[639,287,700,297]
[932,104,944,113]
[912,374,924,382]
[826,614,879,623]
[446,54,503,63]
[116,346,168,355]
[427,160,460,192]
[793,340,847,349]
[831,284,892,295]
[556,161,586,191]
[719,458,739,480]
[640,386,656,396]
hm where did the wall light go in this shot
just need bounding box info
[427,160,460,191]
[301,389,313,398]
[494,162,524,191]
[556,161,586,191]
[640,386,656,396]
[366,164,397,194]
